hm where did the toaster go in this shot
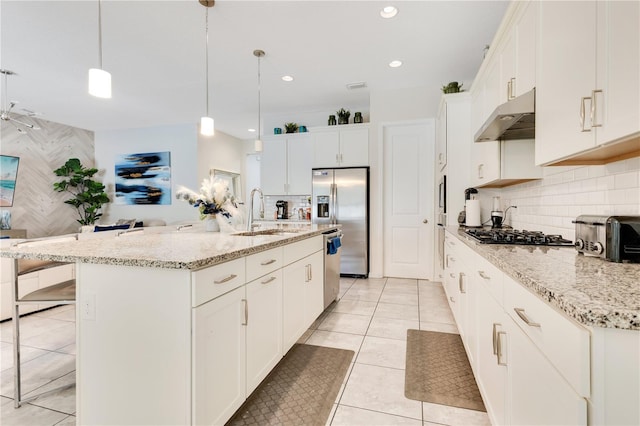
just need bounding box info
[573,215,640,263]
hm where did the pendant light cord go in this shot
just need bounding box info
[97,0,103,69]
[257,53,261,139]
[205,7,210,116]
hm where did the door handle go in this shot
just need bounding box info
[591,89,603,128]
[580,96,592,132]
[496,331,507,366]
[423,219,428,224]
[458,272,466,294]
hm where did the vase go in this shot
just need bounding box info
[354,112,363,123]
[328,115,337,126]
[204,215,220,232]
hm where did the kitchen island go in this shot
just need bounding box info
[1,223,339,425]
[444,227,639,426]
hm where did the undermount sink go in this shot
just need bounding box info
[232,228,302,237]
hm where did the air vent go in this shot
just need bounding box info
[346,81,367,90]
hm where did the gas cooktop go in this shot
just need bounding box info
[465,228,574,246]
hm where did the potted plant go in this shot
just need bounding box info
[53,158,110,226]
[441,81,464,94]
[336,108,350,124]
[284,122,298,133]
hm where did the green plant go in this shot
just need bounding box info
[53,158,110,225]
[284,122,298,133]
[336,108,350,118]
[441,81,464,94]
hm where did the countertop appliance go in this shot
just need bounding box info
[458,187,478,225]
[475,88,536,142]
[465,228,573,246]
[276,200,288,219]
[322,229,342,309]
[491,196,503,229]
[573,215,640,263]
[312,167,369,277]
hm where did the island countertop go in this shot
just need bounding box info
[447,227,640,330]
[0,223,340,271]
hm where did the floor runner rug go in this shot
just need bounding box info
[227,343,354,425]
[405,329,486,412]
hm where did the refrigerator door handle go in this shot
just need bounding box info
[330,183,337,225]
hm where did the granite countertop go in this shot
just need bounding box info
[0,223,338,271]
[446,227,639,330]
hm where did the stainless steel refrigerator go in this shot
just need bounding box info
[312,167,369,277]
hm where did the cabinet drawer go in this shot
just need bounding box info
[192,258,246,307]
[504,275,590,397]
[246,247,283,282]
[474,255,504,306]
[283,236,323,265]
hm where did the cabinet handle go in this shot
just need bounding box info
[242,299,248,326]
[260,259,277,266]
[214,274,238,284]
[449,296,455,303]
[591,89,603,128]
[478,271,490,280]
[449,273,456,278]
[509,78,516,100]
[261,276,277,285]
[580,96,592,132]
[514,308,541,327]
[496,331,507,366]
[478,164,484,179]
[336,153,340,164]
[308,264,312,281]
[458,272,466,294]
[507,80,512,101]
[492,323,500,355]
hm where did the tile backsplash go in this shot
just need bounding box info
[478,157,640,241]
[262,195,312,221]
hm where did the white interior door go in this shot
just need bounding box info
[383,122,435,279]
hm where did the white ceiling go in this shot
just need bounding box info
[0,0,508,139]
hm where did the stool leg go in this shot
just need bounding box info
[12,302,22,408]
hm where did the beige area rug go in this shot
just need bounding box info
[405,329,486,412]
[226,344,354,426]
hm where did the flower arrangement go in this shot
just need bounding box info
[175,176,238,220]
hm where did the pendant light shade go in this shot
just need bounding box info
[201,116,214,136]
[88,68,111,98]
[89,0,111,99]
[200,1,215,136]
[254,49,265,152]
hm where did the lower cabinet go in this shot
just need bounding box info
[193,286,247,425]
[506,316,587,425]
[283,250,323,352]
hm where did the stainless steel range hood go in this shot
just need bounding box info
[475,88,535,142]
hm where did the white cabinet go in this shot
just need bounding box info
[536,0,640,165]
[312,125,369,168]
[245,269,283,394]
[436,99,448,170]
[282,250,323,352]
[261,133,312,195]
[470,138,540,188]
[193,285,247,426]
[506,317,587,425]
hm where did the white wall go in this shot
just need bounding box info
[95,124,244,225]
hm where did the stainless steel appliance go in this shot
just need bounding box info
[573,215,640,262]
[276,200,288,219]
[475,88,535,142]
[465,228,573,246]
[312,167,369,277]
[322,229,342,308]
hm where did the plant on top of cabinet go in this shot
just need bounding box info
[441,81,464,94]
[284,122,298,133]
[53,158,110,225]
[336,108,350,124]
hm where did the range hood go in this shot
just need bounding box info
[475,88,535,142]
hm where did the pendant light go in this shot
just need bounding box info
[200,0,215,136]
[253,49,265,152]
[88,0,111,98]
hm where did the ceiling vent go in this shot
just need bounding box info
[346,81,367,90]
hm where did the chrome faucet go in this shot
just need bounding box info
[247,188,265,231]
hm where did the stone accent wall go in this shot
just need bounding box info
[1,115,95,238]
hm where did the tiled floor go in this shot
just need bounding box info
[0,278,490,426]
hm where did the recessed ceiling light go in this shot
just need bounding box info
[282,75,294,82]
[248,128,256,132]
[380,6,398,18]
[389,60,403,68]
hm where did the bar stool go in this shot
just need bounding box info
[11,236,77,408]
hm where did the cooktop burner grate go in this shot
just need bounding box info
[465,228,574,246]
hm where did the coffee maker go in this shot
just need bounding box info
[276,200,288,219]
[491,196,503,228]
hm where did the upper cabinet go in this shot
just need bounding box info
[536,1,640,166]
[311,124,369,168]
[260,133,312,196]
